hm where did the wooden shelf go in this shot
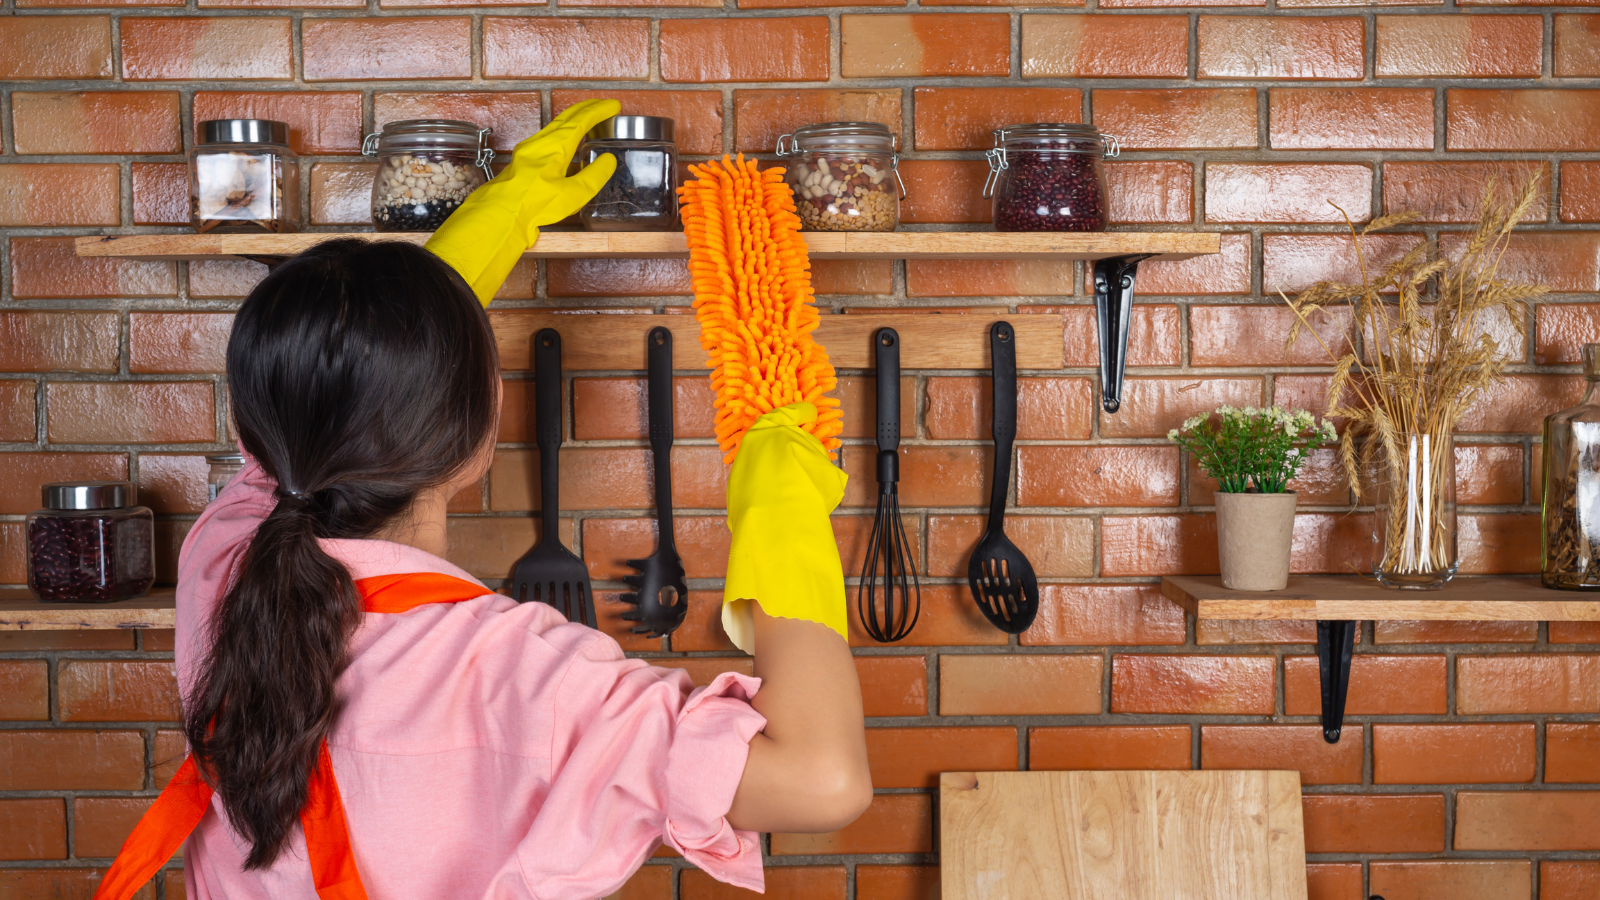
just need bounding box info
[75,230,1222,263]
[0,589,176,630]
[1161,574,1600,622]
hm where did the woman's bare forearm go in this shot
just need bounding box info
[724,603,872,833]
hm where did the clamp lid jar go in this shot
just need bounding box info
[189,118,300,234]
[985,123,1119,232]
[578,115,679,232]
[777,121,905,233]
[27,481,154,603]
[363,119,495,233]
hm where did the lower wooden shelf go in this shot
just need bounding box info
[0,589,176,630]
[1161,574,1598,622]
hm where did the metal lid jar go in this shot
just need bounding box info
[363,119,495,232]
[578,115,679,232]
[189,119,300,234]
[27,481,154,603]
[777,121,905,233]
[984,123,1119,232]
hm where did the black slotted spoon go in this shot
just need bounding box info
[619,326,689,638]
[510,328,595,628]
[966,321,1039,634]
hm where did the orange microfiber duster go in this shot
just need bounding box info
[679,154,843,464]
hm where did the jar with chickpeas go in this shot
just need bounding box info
[362,120,495,232]
[776,122,905,232]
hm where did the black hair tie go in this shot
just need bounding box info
[277,488,312,502]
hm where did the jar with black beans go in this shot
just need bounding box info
[27,482,154,603]
[984,124,1118,232]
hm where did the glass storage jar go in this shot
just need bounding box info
[363,119,494,232]
[27,482,154,603]
[984,124,1118,232]
[776,122,904,232]
[578,116,679,232]
[189,119,300,234]
[1543,344,1600,590]
[206,453,245,505]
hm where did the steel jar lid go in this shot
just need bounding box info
[198,119,291,147]
[42,481,135,511]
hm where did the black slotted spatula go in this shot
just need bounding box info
[966,321,1039,633]
[619,326,689,638]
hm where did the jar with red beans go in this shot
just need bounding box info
[984,124,1118,232]
[26,482,154,603]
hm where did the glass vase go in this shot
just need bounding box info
[1372,431,1458,590]
[1541,343,1600,590]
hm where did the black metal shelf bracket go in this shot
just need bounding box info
[1317,619,1357,743]
[1092,254,1155,414]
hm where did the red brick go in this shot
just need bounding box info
[1021,15,1188,78]
[1374,723,1535,784]
[1459,513,1539,575]
[0,731,146,791]
[0,382,35,443]
[1449,231,1600,293]
[585,518,727,585]
[0,165,120,227]
[1263,233,1423,294]
[0,799,65,861]
[47,382,215,445]
[857,656,927,717]
[121,17,291,80]
[1102,513,1218,576]
[681,866,844,900]
[1300,794,1446,853]
[445,517,573,581]
[1108,161,1194,223]
[1449,90,1600,151]
[0,452,128,515]
[0,632,133,652]
[1456,791,1600,850]
[1384,161,1550,223]
[1022,584,1188,646]
[1134,233,1253,295]
[1053,305,1181,366]
[1285,655,1446,715]
[571,377,720,440]
[734,89,900,153]
[483,18,648,80]
[1206,163,1372,224]
[905,261,1072,297]
[1375,619,1538,643]
[840,445,989,509]
[844,14,1010,78]
[188,260,269,300]
[898,159,989,224]
[1029,725,1191,770]
[1458,655,1600,714]
[850,585,1007,648]
[1547,723,1600,783]
[1305,864,1363,900]
[924,376,1094,441]
[14,91,179,155]
[0,870,151,900]
[132,163,189,226]
[1091,89,1257,150]
[129,313,233,375]
[940,654,1102,716]
[1545,862,1600,900]
[0,661,49,721]
[1199,16,1365,80]
[136,454,210,515]
[1202,725,1363,785]
[1016,445,1179,508]
[1551,621,1600,643]
[0,312,119,374]
[1459,375,1584,433]
[661,18,830,83]
[1191,304,1353,368]
[914,88,1080,151]
[1100,376,1264,439]
[59,660,182,722]
[73,797,158,858]
[771,794,931,855]
[303,17,469,80]
[192,92,363,155]
[855,867,940,900]
[556,90,722,155]
[1270,88,1434,150]
[1369,861,1532,900]
[926,515,1092,579]
[1111,654,1274,714]
[865,726,1017,788]
[376,92,542,153]
[0,16,111,79]
[1377,15,1543,77]
[305,162,367,226]
[1564,161,1600,222]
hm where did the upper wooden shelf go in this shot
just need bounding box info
[1162,575,1600,622]
[0,589,176,631]
[75,231,1222,263]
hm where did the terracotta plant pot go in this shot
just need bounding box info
[1215,491,1298,591]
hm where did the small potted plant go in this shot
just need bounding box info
[1169,406,1336,591]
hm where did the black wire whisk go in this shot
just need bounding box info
[858,328,920,643]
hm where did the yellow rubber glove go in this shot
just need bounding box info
[425,99,621,306]
[722,402,849,654]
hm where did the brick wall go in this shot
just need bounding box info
[2,2,1599,899]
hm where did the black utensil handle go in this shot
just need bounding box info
[875,328,900,455]
[989,321,1016,527]
[646,327,677,544]
[535,328,562,540]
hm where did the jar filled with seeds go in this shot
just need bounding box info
[189,119,300,234]
[27,482,154,603]
[578,115,679,231]
[985,123,1117,232]
[362,119,494,233]
[776,122,904,232]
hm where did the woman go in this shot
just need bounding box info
[97,107,870,900]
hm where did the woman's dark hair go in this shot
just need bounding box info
[185,239,499,868]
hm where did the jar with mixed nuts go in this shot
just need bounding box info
[362,119,495,232]
[189,119,300,234]
[776,122,905,232]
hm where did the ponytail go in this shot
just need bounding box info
[186,239,498,868]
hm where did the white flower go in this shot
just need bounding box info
[1167,428,1179,440]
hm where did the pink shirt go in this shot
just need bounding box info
[173,458,767,899]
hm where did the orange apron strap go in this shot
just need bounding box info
[355,572,491,613]
[92,755,214,900]
[301,742,369,900]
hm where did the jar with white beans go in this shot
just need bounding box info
[362,119,495,233]
[777,122,905,233]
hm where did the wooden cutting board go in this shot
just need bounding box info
[941,770,1308,900]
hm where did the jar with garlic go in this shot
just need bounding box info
[362,120,495,233]
[189,119,300,234]
[776,122,904,232]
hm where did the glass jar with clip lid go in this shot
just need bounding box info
[776,121,906,232]
[363,119,495,232]
[984,123,1118,232]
